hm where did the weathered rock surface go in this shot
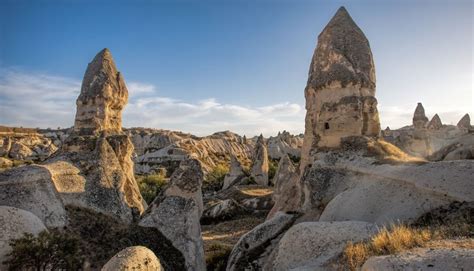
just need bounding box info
[413,102,429,129]
[74,48,128,136]
[201,198,248,224]
[267,155,301,219]
[0,157,13,169]
[0,206,47,270]
[270,221,377,270]
[102,246,163,271]
[0,130,58,162]
[427,114,442,130]
[301,6,380,168]
[362,248,474,271]
[267,131,303,160]
[428,133,474,161]
[300,151,474,224]
[227,212,298,271]
[0,166,68,227]
[251,135,269,186]
[139,159,205,271]
[457,113,471,131]
[222,155,246,190]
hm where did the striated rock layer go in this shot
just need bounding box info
[301,6,380,169]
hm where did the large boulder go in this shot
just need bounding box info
[102,246,163,271]
[301,6,380,169]
[0,206,47,270]
[139,159,205,271]
[0,166,68,228]
[362,248,474,271]
[226,212,298,271]
[270,221,377,270]
[251,135,269,186]
[201,199,248,224]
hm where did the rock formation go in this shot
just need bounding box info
[0,206,47,269]
[267,155,300,219]
[139,159,205,271]
[457,113,471,131]
[226,212,298,271]
[74,48,128,136]
[0,49,145,225]
[250,135,269,186]
[413,102,429,129]
[102,246,163,271]
[271,221,377,270]
[301,6,380,169]
[267,131,303,159]
[427,113,442,130]
[222,155,246,190]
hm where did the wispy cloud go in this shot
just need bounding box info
[0,69,305,136]
[0,69,470,136]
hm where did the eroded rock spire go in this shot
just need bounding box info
[74,48,128,135]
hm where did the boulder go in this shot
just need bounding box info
[102,246,163,271]
[0,166,68,228]
[9,142,34,160]
[267,155,301,219]
[222,155,245,190]
[0,206,47,270]
[0,157,13,169]
[301,6,380,169]
[226,212,298,271]
[251,135,269,186]
[362,248,474,271]
[139,159,205,271]
[270,221,377,270]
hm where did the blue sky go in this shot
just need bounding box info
[0,0,472,136]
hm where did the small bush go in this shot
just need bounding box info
[204,164,229,192]
[4,230,83,271]
[136,174,167,204]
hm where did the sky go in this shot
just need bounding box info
[0,0,472,136]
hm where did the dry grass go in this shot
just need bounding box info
[344,224,434,271]
[373,139,426,164]
[239,187,273,197]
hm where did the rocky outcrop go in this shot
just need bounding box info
[251,135,269,186]
[270,221,377,270]
[201,199,248,224]
[102,246,163,271]
[222,155,246,190]
[0,206,47,270]
[362,248,474,271]
[226,212,298,271]
[0,166,68,228]
[0,49,145,224]
[0,131,58,162]
[413,102,429,129]
[267,155,300,219]
[267,131,303,160]
[457,113,471,131]
[74,48,128,136]
[427,114,442,130]
[139,159,205,271]
[301,6,380,169]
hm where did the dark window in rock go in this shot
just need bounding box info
[325,122,330,130]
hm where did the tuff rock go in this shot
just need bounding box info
[251,135,269,186]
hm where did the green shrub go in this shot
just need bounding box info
[136,174,168,204]
[268,158,279,182]
[204,164,229,192]
[4,230,83,271]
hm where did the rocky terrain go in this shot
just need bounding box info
[0,5,472,271]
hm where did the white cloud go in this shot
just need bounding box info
[1,69,470,136]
